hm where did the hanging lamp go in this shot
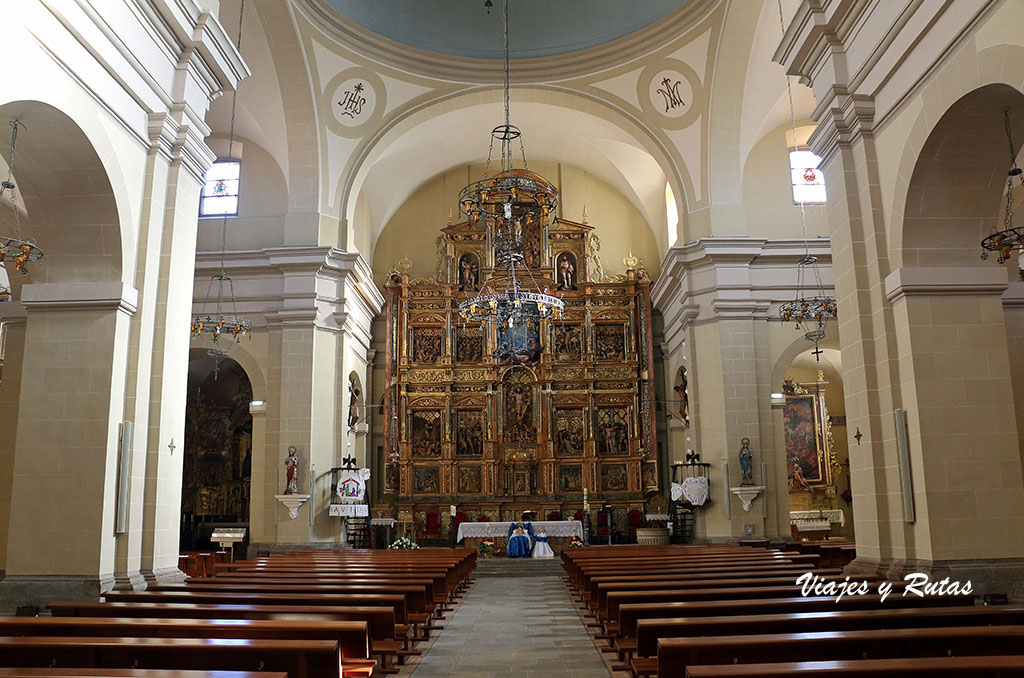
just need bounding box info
[775,0,837,359]
[190,0,251,367]
[457,0,563,357]
[0,120,44,300]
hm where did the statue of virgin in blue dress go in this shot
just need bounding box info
[506,521,533,558]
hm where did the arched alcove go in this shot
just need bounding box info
[181,354,254,556]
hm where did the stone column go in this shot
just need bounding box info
[0,283,137,610]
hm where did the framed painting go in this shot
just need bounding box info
[783,393,830,486]
[413,466,440,494]
[410,409,442,458]
[559,464,583,492]
[554,409,585,457]
[600,463,628,492]
[457,465,482,494]
[594,324,626,361]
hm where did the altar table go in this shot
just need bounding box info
[456,519,583,543]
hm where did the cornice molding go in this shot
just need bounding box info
[295,0,722,83]
[885,266,1010,304]
[21,282,138,316]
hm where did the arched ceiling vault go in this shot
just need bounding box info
[351,92,681,261]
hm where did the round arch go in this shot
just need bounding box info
[0,100,127,287]
[887,44,1024,267]
[340,86,692,258]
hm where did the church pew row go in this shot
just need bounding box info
[636,603,1024,659]
[49,602,408,673]
[0,637,344,678]
[683,655,1024,677]
[582,566,844,605]
[0,672,285,678]
[654,625,1024,678]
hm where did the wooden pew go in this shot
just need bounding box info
[0,671,285,678]
[659,626,1024,677]
[0,637,341,678]
[101,591,410,622]
[47,602,404,675]
[635,603,1024,659]
[683,655,1024,676]
[583,567,842,604]
[0,616,370,659]
[616,594,969,643]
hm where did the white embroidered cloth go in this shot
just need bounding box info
[456,520,584,542]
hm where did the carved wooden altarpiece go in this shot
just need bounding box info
[383,216,657,515]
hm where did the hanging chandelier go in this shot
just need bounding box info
[457,0,563,353]
[190,0,251,359]
[775,0,836,359]
[981,108,1024,266]
[0,120,44,300]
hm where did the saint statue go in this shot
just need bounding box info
[533,528,555,558]
[558,254,575,290]
[739,437,754,485]
[506,520,533,558]
[284,446,298,494]
[347,381,361,429]
[673,369,690,427]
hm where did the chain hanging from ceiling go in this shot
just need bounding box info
[190,0,251,372]
[775,0,837,360]
[0,120,44,300]
[457,0,564,353]
[981,108,1024,270]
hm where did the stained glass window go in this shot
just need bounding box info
[200,160,240,217]
[790,149,826,204]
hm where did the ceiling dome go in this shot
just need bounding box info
[322,0,688,60]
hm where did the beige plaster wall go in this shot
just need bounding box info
[369,161,661,287]
[741,123,829,239]
[197,137,289,252]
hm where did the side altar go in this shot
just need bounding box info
[381,214,659,518]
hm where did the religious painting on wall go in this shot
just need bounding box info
[497,315,541,365]
[503,372,536,443]
[595,407,630,457]
[413,466,440,494]
[642,461,658,489]
[553,324,583,362]
[784,394,826,485]
[412,326,443,363]
[455,326,484,362]
[554,409,585,457]
[455,410,484,457]
[458,465,482,494]
[594,324,626,361]
[559,464,583,492]
[555,251,577,290]
[411,410,442,458]
[601,463,628,491]
[513,469,531,495]
[457,252,480,292]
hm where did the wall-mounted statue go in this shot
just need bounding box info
[556,251,577,290]
[673,367,690,427]
[458,252,479,291]
[347,376,361,429]
[284,446,298,494]
[739,437,754,485]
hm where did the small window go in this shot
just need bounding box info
[790,149,826,204]
[200,160,240,217]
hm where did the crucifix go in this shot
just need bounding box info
[811,345,824,360]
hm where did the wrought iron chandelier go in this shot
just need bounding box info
[0,120,44,300]
[457,0,563,354]
[190,0,251,360]
[981,108,1024,266]
[775,0,836,358]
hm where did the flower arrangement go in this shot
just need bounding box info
[479,537,498,558]
[568,536,585,548]
[388,534,420,550]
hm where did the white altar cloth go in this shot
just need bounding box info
[456,520,583,543]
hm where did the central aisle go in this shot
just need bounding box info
[411,558,610,678]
